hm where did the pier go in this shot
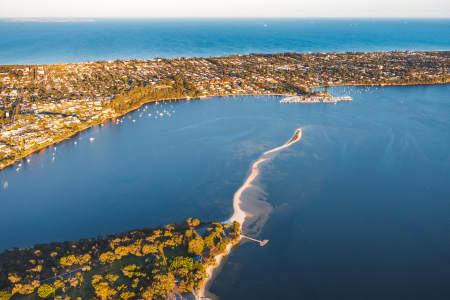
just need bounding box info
[241,234,269,247]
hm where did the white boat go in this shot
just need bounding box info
[90,137,95,142]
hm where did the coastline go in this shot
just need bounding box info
[197,238,241,300]
[196,128,303,299]
[0,92,293,172]
[2,81,448,173]
[0,219,235,299]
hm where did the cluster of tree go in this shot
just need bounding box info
[109,76,202,115]
[0,218,241,299]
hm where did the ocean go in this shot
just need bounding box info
[1,18,450,299]
[0,18,449,65]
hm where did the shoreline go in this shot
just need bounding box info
[197,238,241,300]
[196,128,303,299]
[0,92,293,172]
[2,82,448,173]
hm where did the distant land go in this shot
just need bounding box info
[5,18,96,23]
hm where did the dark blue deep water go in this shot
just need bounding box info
[0,18,449,64]
[1,85,450,299]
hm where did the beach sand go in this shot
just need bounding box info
[197,128,303,299]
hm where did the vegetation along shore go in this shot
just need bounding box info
[0,51,448,171]
[0,218,241,299]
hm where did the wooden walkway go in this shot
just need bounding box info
[241,235,269,247]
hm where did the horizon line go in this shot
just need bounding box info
[1,16,450,20]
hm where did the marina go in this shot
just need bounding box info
[280,95,353,104]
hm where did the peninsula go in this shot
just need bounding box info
[0,51,448,170]
[0,218,241,300]
[0,127,304,300]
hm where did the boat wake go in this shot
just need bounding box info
[228,128,303,236]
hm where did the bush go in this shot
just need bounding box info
[0,291,12,300]
[187,237,204,256]
[232,221,241,235]
[169,256,194,272]
[37,284,55,298]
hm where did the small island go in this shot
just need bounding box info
[0,218,241,300]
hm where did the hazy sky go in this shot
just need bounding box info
[1,0,449,18]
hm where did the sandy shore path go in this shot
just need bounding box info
[197,128,303,299]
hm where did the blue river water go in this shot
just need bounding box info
[1,18,450,299]
[1,85,450,299]
[0,18,449,64]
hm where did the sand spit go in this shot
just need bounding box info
[197,128,303,299]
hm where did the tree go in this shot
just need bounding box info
[93,281,117,300]
[150,273,175,299]
[169,256,194,273]
[0,291,12,300]
[204,232,220,248]
[142,243,157,255]
[7,273,21,284]
[142,287,154,300]
[186,218,200,227]
[188,236,204,256]
[184,229,194,240]
[53,280,65,292]
[120,291,135,300]
[12,283,36,295]
[232,221,241,235]
[37,284,55,299]
[121,264,141,278]
[60,255,77,266]
[105,273,119,283]
[99,251,117,264]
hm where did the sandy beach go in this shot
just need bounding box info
[197,128,303,299]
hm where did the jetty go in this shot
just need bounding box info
[280,95,352,104]
[241,234,269,247]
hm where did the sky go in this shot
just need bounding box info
[0,0,449,18]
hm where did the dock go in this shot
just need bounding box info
[241,235,269,247]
